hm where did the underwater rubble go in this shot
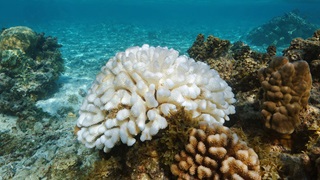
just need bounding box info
[0,24,319,180]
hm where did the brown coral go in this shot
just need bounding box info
[170,123,261,180]
[258,56,312,134]
[283,30,320,63]
[205,58,234,81]
[231,57,267,92]
[187,34,231,61]
[283,29,320,81]
[189,38,273,92]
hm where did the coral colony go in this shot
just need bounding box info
[171,123,260,179]
[75,44,236,153]
[0,26,63,116]
[258,57,312,134]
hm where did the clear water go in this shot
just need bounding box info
[1,0,319,79]
[1,0,319,134]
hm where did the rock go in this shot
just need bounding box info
[245,10,319,47]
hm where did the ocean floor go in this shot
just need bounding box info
[0,19,316,179]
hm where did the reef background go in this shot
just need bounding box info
[0,0,320,179]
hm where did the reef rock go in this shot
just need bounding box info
[283,29,320,81]
[245,10,319,47]
[187,34,231,61]
[0,26,64,125]
[0,26,37,54]
[188,35,273,92]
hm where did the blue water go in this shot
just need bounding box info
[0,0,318,108]
[1,0,319,76]
[1,1,319,44]
[1,0,320,25]
[1,0,319,109]
[1,0,319,29]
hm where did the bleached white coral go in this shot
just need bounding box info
[76,44,236,152]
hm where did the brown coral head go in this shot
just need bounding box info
[170,123,261,180]
[258,56,312,135]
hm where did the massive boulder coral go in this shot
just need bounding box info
[75,44,236,153]
[0,26,64,119]
[170,123,261,179]
[258,56,312,134]
[0,26,37,54]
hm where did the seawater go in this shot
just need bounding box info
[1,0,319,138]
[1,0,319,78]
[0,1,319,126]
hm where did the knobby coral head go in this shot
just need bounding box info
[171,122,261,180]
[258,56,312,134]
[75,44,236,153]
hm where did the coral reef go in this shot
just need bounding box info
[188,36,274,92]
[204,57,234,81]
[306,130,320,179]
[283,29,320,81]
[187,31,320,179]
[187,32,320,179]
[76,44,236,153]
[0,26,37,54]
[84,109,209,179]
[245,10,319,47]
[258,56,312,135]
[230,53,267,92]
[2,22,320,180]
[0,26,64,125]
[170,123,261,179]
[187,34,231,61]
[72,28,320,179]
[157,109,199,167]
[283,29,320,63]
[231,41,276,64]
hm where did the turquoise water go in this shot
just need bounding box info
[1,0,319,79]
[1,0,320,25]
